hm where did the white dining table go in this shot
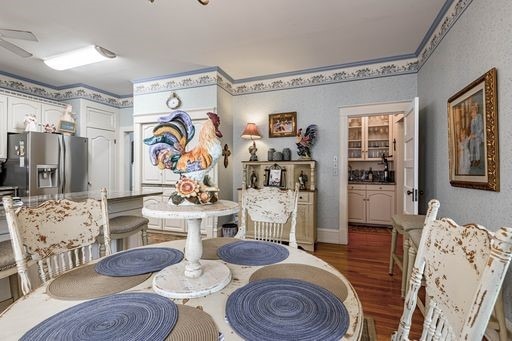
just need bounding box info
[0,238,364,340]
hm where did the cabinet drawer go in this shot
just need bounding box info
[348,184,366,191]
[297,192,312,203]
[370,184,395,191]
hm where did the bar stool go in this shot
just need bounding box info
[388,214,425,297]
[0,240,21,304]
[99,216,149,256]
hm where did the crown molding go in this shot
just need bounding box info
[0,72,132,108]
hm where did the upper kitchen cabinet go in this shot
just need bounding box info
[70,100,119,191]
[7,97,42,133]
[348,115,393,161]
[0,95,7,159]
[41,103,66,128]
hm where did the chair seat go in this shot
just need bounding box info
[392,214,426,232]
[109,216,149,234]
[0,240,16,271]
[408,228,423,249]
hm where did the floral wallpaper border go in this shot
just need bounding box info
[0,73,133,108]
[417,0,473,67]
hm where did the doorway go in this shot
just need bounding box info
[338,99,417,244]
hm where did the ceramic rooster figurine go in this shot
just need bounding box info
[144,111,223,204]
[296,124,318,159]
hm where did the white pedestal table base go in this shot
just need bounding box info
[152,260,232,299]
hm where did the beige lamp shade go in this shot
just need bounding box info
[241,123,262,140]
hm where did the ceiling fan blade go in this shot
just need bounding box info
[0,29,38,41]
[0,38,32,58]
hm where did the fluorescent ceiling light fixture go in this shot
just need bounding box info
[44,45,116,70]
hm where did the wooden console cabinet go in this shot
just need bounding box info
[238,160,317,251]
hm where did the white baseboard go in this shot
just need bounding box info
[317,228,343,244]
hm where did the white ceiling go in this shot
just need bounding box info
[0,0,446,95]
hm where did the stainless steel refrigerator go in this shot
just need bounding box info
[1,132,88,196]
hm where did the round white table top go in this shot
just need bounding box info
[0,239,363,340]
[142,200,239,220]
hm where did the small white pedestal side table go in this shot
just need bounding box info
[142,200,239,299]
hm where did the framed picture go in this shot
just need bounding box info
[265,164,285,187]
[447,67,499,191]
[269,112,297,138]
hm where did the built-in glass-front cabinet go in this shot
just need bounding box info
[348,115,393,161]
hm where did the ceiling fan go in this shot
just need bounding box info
[0,29,38,58]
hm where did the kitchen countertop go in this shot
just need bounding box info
[0,189,163,237]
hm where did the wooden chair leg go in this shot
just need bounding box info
[142,226,148,246]
[389,226,398,274]
[8,274,20,301]
[401,237,410,298]
[406,239,416,297]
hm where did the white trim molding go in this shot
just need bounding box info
[317,228,343,245]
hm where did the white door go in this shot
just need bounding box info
[402,97,419,214]
[87,127,116,191]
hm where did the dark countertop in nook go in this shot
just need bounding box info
[348,181,395,185]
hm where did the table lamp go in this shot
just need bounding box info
[241,123,262,161]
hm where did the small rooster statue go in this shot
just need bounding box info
[144,110,223,205]
[296,124,318,159]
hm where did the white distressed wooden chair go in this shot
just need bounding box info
[393,199,512,340]
[2,189,111,295]
[236,183,299,248]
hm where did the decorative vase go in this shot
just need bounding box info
[282,148,291,161]
[273,151,283,161]
[268,148,275,161]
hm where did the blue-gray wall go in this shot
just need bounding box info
[233,74,417,230]
[418,0,512,322]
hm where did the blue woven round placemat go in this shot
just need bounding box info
[21,292,178,341]
[217,240,289,266]
[226,278,350,341]
[95,247,183,277]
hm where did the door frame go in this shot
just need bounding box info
[338,100,412,244]
[118,127,134,191]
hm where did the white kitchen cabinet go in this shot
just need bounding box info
[347,185,366,224]
[366,188,395,225]
[348,115,393,161]
[0,95,7,159]
[87,127,116,191]
[41,103,65,128]
[348,184,395,225]
[7,97,41,133]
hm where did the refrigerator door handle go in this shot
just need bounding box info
[59,136,66,193]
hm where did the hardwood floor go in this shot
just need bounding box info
[148,227,424,340]
[313,226,423,340]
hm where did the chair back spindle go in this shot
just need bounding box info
[237,183,299,248]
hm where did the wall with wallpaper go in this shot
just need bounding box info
[232,74,417,233]
[417,0,512,322]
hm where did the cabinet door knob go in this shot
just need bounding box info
[299,196,303,199]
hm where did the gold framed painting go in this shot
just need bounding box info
[268,112,297,138]
[447,67,499,191]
